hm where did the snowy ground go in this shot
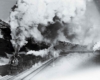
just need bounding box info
[0,57,9,79]
[0,52,100,80]
[30,52,100,80]
[0,75,3,79]
[0,57,9,65]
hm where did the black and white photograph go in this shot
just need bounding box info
[0,0,100,80]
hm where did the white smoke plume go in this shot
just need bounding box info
[10,0,90,52]
[26,49,49,57]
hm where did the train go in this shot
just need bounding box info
[0,19,97,75]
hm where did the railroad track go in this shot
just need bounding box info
[1,57,59,80]
[1,50,96,80]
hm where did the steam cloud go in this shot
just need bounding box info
[10,0,96,52]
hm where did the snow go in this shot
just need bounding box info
[30,52,99,80]
[0,75,3,79]
[0,57,9,65]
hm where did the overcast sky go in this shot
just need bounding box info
[0,0,17,21]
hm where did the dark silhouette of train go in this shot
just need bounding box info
[0,19,50,70]
[0,19,93,70]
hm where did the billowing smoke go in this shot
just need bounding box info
[10,0,86,51]
[10,0,100,55]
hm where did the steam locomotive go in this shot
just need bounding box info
[0,19,50,68]
[0,19,94,71]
